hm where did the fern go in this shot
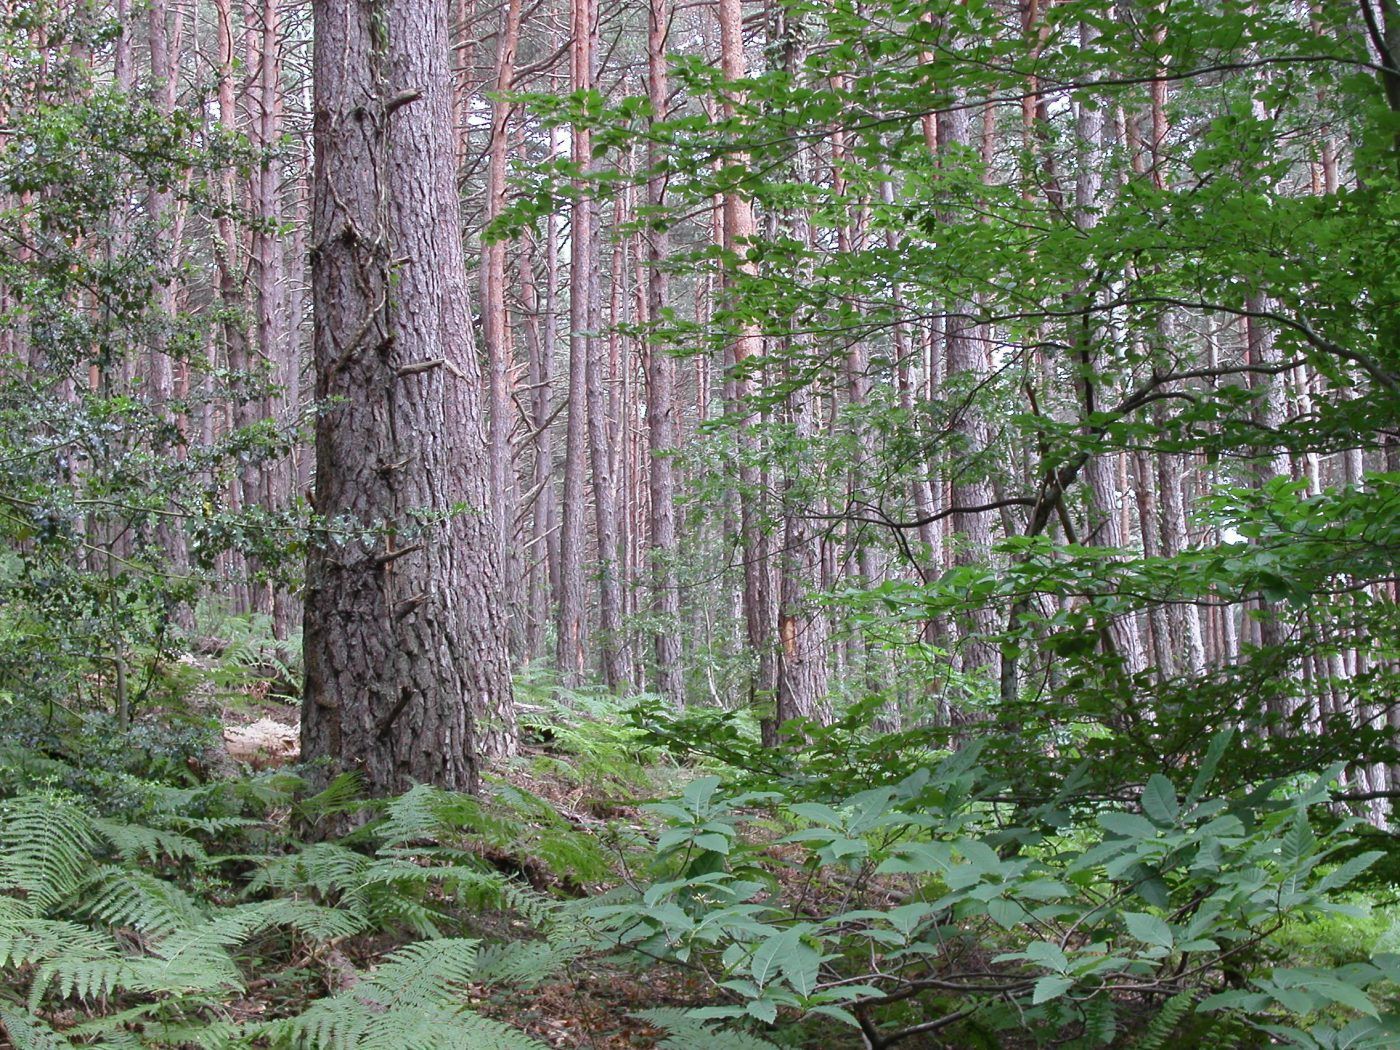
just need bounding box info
[91,817,207,866]
[0,793,99,915]
[0,1005,75,1050]
[0,783,595,1048]
[263,939,548,1050]
[473,940,576,988]
[634,1007,783,1049]
[1130,990,1198,1050]
[72,865,205,935]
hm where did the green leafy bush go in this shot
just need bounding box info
[589,733,1400,1047]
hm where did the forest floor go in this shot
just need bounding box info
[208,690,724,1048]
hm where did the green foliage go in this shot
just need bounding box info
[634,1007,782,1049]
[0,1,301,734]
[590,737,1400,1046]
[263,940,547,1050]
[0,775,585,1048]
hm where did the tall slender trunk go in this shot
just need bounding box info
[645,0,685,705]
[936,100,998,698]
[250,0,294,635]
[482,0,524,657]
[557,0,596,685]
[719,0,776,727]
[519,218,556,663]
[588,183,633,690]
[1073,22,1145,676]
[146,0,191,614]
[213,0,253,616]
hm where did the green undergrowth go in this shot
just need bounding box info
[2,679,1399,1048]
[0,765,612,1048]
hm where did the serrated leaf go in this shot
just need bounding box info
[988,897,1027,929]
[1141,775,1180,826]
[1098,811,1157,839]
[1033,975,1074,1004]
[1122,911,1173,949]
[1187,729,1234,805]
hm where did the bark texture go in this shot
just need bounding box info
[303,0,515,795]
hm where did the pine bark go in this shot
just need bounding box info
[645,0,685,705]
[557,0,595,684]
[719,0,777,727]
[302,0,515,796]
[482,0,523,656]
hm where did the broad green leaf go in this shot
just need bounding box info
[1141,775,1180,826]
[1122,911,1173,949]
[1032,975,1074,1004]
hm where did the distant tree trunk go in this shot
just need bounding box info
[936,100,999,697]
[772,3,830,728]
[1073,25,1145,677]
[519,219,556,664]
[645,0,684,706]
[213,0,253,617]
[482,0,523,659]
[302,0,516,796]
[589,190,633,689]
[719,0,776,731]
[248,0,295,636]
[146,0,191,603]
[557,0,595,685]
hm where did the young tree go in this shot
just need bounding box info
[302,0,515,795]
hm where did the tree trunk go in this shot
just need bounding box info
[557,0,595,685]
[645,0,685,705]
[719,0,777,728]
[303,0,515,796]
[482,0,523,657]
[249,0,295,636]
[936,100,999,697]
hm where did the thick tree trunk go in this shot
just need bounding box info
[303,0,515,796]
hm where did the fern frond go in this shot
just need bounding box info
[247,897,369,942]
[472,940,580,989]
[499,883,563,930]
[406,1008,551,1050]
[0,793,98,915]
[268,994,550,1050]
[160,814,263,838]
[294,772,364,820]
[0,1006,75,1050]
[634,1007,782,1049]
[362,856,501,897]
[0,916,112,970]
[249,842,368,897]
[263,938,549,1050]
[376,785,454,847]
[28,952,132,1011]
[359,938,480,1011]
[1130,990,1198,1050]
[72,865,205,935]
[91,818,207,866]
